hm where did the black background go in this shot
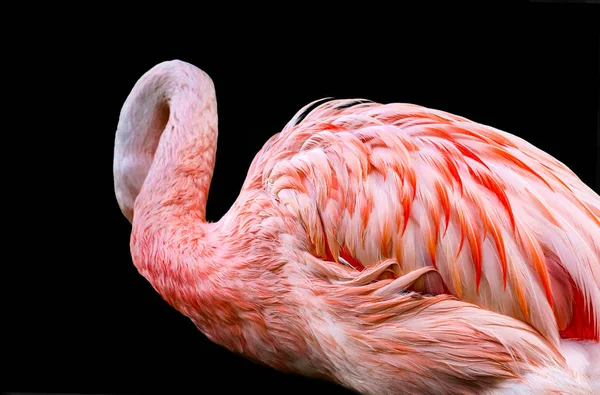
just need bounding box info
[8,5,600,395]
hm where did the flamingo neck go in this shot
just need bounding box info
[134,93,217,225]
[117,61,266,361]
[119,62,232,339]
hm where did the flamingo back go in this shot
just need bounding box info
[241,99,600,347]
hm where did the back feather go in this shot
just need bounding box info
[244,99,600,347]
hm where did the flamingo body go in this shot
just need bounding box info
[114,60,600,394]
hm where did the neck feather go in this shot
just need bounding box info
[116,61,237,345]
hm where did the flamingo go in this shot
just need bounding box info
[113,60,600,394]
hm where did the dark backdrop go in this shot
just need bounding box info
[8,7,599,395]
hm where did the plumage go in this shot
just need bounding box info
[114,60,600,394]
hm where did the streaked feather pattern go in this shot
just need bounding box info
[246,99,600,347]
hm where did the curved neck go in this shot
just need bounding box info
[135,89,217,225]
[114,60,218,224]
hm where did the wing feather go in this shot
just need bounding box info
[254,100,600,345]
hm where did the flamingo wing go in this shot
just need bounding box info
[244,99,600,346]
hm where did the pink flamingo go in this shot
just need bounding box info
[114,60,600,394]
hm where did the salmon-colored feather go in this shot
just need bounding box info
[115,61,600,394]
[260,98,600,345]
